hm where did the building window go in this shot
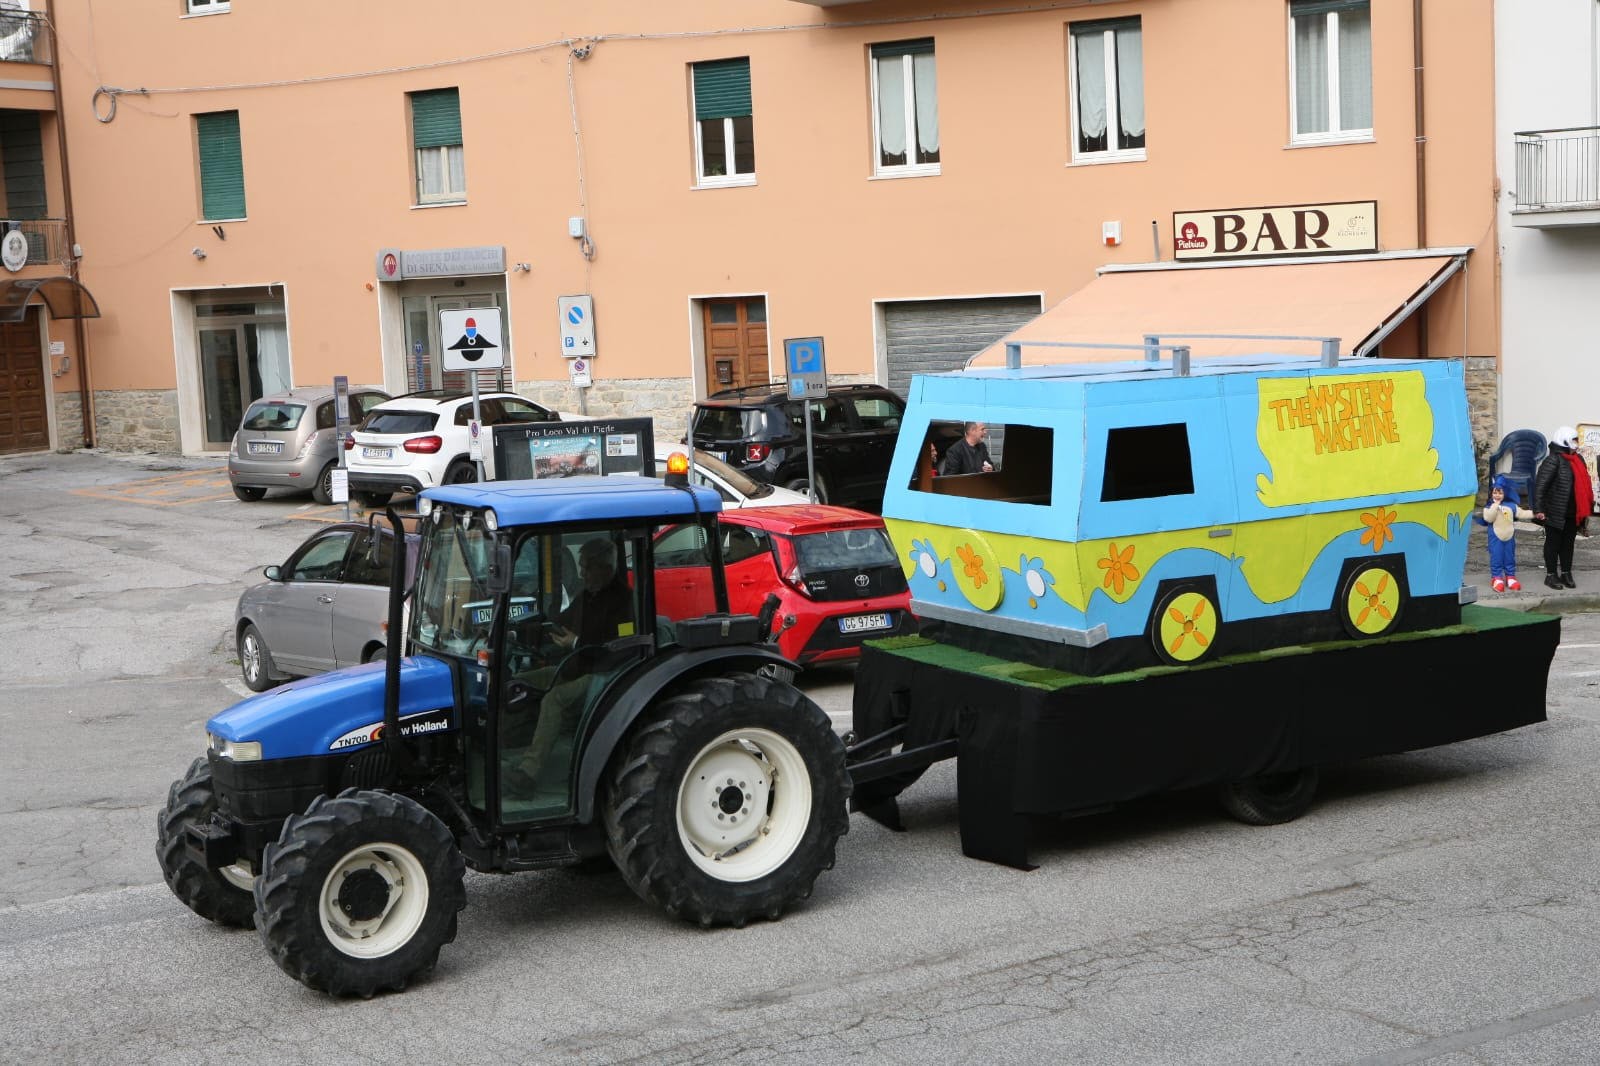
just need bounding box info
[692,58,755,186]
[195,110,245,221]
[410,88,465,204]
[1289,0,1372,144]
[185,0,229,13]
[1069,18,1145,163]
[871,39,939,177]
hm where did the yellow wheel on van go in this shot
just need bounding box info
[1340,562,1405,639]
[1150,584,1220,666]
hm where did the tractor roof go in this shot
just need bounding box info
[422,476,721,526]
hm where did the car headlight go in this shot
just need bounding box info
[209,733,263,762]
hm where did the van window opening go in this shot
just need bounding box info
[911,421,1053,507]
[1101,423,1195,501]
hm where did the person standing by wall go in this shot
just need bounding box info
[1532,426,1594,589]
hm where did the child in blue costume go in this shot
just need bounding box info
[1482,473,1534,592]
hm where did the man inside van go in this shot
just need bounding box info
[940,421,995,476]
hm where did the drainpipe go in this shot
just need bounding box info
[1412,0,1429,356]
[45,0,93,447]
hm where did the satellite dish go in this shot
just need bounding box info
[1,230,28,273]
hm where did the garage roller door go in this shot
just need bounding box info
[883,296,1042,398]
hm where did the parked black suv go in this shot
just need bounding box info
[690,383,906,510]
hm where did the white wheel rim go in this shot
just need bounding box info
[317,842,430,959]
[241,633,261,684]
[676,727,812,883]
[219,859,254,891]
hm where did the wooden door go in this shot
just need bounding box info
[701,297,768,394]
[0,308,46,454]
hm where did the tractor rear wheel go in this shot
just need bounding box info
[602,672,849,928]
[254,789,465,997]
[156,756,257,927]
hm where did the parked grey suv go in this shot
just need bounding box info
[234,520,418,691]
[228,385,389,503]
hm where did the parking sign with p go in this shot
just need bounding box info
[784,336,827,399]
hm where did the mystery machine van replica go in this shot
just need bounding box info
[881,348,1478,674]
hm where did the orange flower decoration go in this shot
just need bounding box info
[1166,598,1210,656]
[1359,507,1397,553]
[1354,572,1393,627]
[956,544,988,589]
[1097,542,1140,596]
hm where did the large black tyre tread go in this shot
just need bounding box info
[601,672,850,928]
[1217,767,1320,826]
[253,789,466,997]
[155,756,256,928]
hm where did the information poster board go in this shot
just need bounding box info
[491,417,656,481]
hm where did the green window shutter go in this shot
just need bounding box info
[411,88,462,149]
[196,111,245,220]
[871,38,935,59]
[693,58,751,121]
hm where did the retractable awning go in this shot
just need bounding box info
[967,249,1470,368]
[0,275,101,324]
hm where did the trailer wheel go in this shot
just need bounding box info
[1217,767,1319,826]
[602,672,849,928]
[1149,582,1221,666]
[1339,560,1406,639]
[254,790,465,997]
[156,756,257,928]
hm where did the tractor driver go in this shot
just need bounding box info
[506,537,634,790]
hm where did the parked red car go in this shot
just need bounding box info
[653,504,914,666]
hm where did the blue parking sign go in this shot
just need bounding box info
[784,336,828,399]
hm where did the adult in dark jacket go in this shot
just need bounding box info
[939,421,994,476]
[1532,426,1593,589]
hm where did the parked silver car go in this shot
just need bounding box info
[234,520,418,691]
[228,385,390,504]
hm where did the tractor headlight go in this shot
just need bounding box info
[209,733,263,762]
[483,507,499,532]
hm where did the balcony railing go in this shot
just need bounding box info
[1513,127,1600,212]
[3,219,70,266]
[0,10,49,65]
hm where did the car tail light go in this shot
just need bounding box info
[775,538,811,598]
[404,435,443,454]
[343,434,357,451]
[783,563,811,598]
[745,443,771,463]
[296,430,319,460]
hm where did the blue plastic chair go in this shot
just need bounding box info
[1489,429,1547,506]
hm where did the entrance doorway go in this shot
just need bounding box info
[194,290,289,451]
[701,296,767,394]
[0,306,45,454]
[402,292,508,393]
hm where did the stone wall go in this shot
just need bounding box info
[53,392,84,453]
[1460,356,1499,499]
[91,389,181,455]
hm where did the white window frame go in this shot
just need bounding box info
[870,47,940,179]
[185,0,229,14]
[694,116,755,189]
[1067,20,1147,166]
[1288,3,1374,146]
[415,144,466,206]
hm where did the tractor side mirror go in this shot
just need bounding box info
[486,540,513,595]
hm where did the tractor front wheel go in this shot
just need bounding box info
[602,673,849,928]
[156,756,257,927]
[254,790,465,997]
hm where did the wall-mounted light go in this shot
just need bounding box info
[512,262,531,273]
[191,247,207,260]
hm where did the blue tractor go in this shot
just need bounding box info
[156,465,851,996]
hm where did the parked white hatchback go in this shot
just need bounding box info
[657,443,809,509]
[344,390,561,506]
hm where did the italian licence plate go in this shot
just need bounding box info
[708,450,727,462]
[247,441,282,455]
[362,446,392,460]
[839,612,892,634]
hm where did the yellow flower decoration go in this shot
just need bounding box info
[956,544,988,590]
[1097,542,1140,596]
[1359,507,1397,553]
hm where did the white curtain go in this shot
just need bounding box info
[876,54,907,164]
[1116,25,1145,145]
[1293,12,1330,134]
[1337,6,1372,130]
[254,319,291,395]
[1075,31,1107,148]
[913,52,939,160]
[446,145,466,194]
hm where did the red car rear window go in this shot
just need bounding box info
[794,528,896,572]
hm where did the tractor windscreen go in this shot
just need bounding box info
[412,508,498,657]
